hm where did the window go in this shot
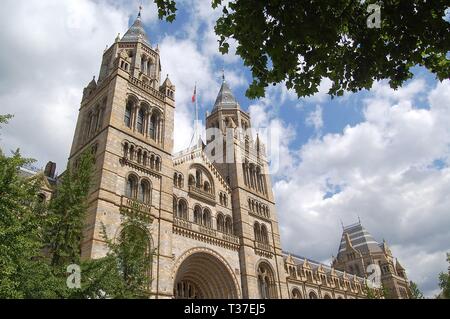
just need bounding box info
[143,152,148,166]
[291,289,302,299]
[177,199,188,220]
[125,101,132,127]
[225,216,233,235]
[217,214,225,232]
[149,114,157,140]
[137,108,145,133]
[309,291,318,299]
[261,225,269,244]
[254,222,261,242]
[120,225,152,283]
[139,180,151,203]
[202,209,212,228]
[257,263,277,299]
[204,181,211,193]
[195,170,201,188]
[126,175,138,199]
[194,206,202,224]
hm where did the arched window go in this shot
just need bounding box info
[225,216,233,235]
[143,152,148,166]
[149,114,157,140]
[123,143,129,158]
[195,170,201,188]
[174,173,178,186]
[125,175,138,199]
[177,199,188,220]
[137,149,142,164]
[139,180,151,203]
[193,206,202,224]
[141,55,147,73]
[291,288,302,299]
[119,225,152,284]
[124,101,132,128]
[178,174,183,188]
[204,181,211,193]
[261,224,269,244]
[324,294,332,299]
[150,155,155,169]
[137,108,145,134]
[257,263,277,299]
[129,145,135,161]
[217,214,225,232]
[188,174,195,186]
[202,209,212,228]
[254,222,261,242]
[309,291,318,299]
[147,60,153,77]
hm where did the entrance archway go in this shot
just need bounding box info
[173,250,239,299]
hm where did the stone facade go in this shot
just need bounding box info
[34,12,411,299]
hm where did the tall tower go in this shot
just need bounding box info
[332,222,411,298]
[205,77,289,298]
[68,11,176,297]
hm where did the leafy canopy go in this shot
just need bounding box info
[438,253,450,299]
[153,0,450,99]
[409,281,424,299]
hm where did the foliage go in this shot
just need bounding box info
[438,253,450,299]
[153,0,450,99]
[1,115,153,299]
[409,281,424,299]
[0,115,61,298]
[45,151,94,268]
[364,282,383,299]
[70,208,154,299]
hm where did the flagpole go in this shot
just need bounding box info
[195,82,198,143]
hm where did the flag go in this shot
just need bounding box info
[192,86,196,103]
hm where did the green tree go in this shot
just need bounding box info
[153,0,450,99]
[0,115,60,298]
[45,151,94,269]
[70,208,154,299]
[438,253,450,299]
[409,281,424,299]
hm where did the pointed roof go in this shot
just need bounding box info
[395,260,405,272]
[213,77,240,111]
[161,74,174,88]
[121,11,150,46]
[337,222,383,256]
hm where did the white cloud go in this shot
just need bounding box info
[305,105,323,134]
[274,79,450,297]
[249,85,297,177]
[0,0,130,169]
[1,0,448,300]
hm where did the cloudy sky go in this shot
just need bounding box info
[0,0,449,297]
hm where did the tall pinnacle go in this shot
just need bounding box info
[121,7,150,46]
[213,70,240,111]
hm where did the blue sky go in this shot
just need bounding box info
[0,0,449,297]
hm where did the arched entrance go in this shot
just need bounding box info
[173,250,239,299]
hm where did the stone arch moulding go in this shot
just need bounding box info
[171,247,242,299]
[111,220,155,252]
